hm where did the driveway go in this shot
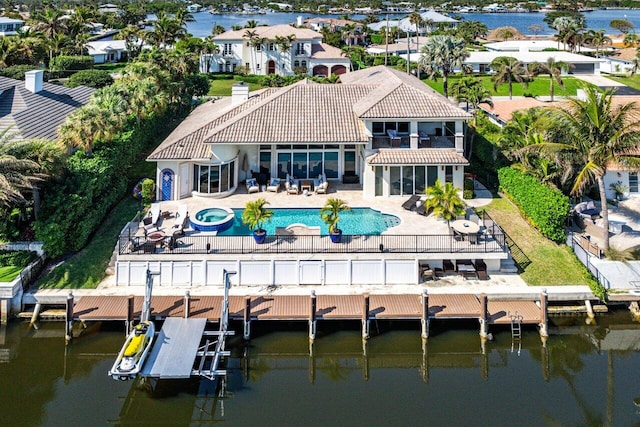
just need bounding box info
[574,74,640,95]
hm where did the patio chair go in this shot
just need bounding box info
[402,195,421,211]
[315,180,329,194]
[421,264,435,282]
[266,177,281,193]
[443,259,455,275]
[148,202,161,226]
[415,203,432,216]
[285,174,299,195]
[387,129,401,147]
[142,216,158,233]
[475,260,489,280]
[128,237,144,253]
[246,178,259,194]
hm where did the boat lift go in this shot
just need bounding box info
[111,269,235,381]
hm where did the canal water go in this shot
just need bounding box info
[2,313,640,426]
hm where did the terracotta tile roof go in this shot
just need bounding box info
[343,66,472,119]
[605,47,637,62]
[366,148,469,165]
[310,42,344,59]
[147,88,280,160]
[214,24,321,41]
[204,81,373,144]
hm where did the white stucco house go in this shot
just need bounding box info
[600,48,638,75]
[0,17,24,36]
[200,24,350,77]
[148,66,470,201]
[86,39,128,64]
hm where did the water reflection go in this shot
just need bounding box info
[1,313,640,426]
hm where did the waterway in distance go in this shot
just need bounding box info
[2,310,640,426]
[184,9,640,37]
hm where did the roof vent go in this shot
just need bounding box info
[25,70,44,94]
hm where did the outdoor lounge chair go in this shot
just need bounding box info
[142,216,158,233]
[266,177,281,192]
[285,174,299,195]
[475,260,489,280]
[315,180,329,194]
[246,178,259,194]
[172,204,188,236]
[148,202,161,226]
[443,260,455,275]
[402,195,421,211]
[415,203,432,216]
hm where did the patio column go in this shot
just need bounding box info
[455,121,464,155]
[410,121,418,149]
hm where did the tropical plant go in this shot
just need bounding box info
[604,245,634,262]
[408,12,423,73]
[545,86,640,250]
[585,30,611,58]
[418,35,468,98]
[424,179,465,225]
[490,56,528,100]
[319,198,350,233]
[610,19,634,34]
[623,33,639,48]
[242,198,273,234]
[0,133,43,209]
[530,57,572,102]
[451,76,492,126]
[609,181,628,199]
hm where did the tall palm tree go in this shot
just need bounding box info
[116,25,145,59]
[145,11,185,49]
[424,179,465,226]
[408,12,423,74]
[546,86,640,250]
[531,58,572,102]
[418,35,468,99]
[274,34,295,74]
[586,30,611,58]
[122,77,168,127]
[490,56,528,100]
[0,153,42,209]
[623,33,639,48]
[32,8,67,62]
[629,52,640,75]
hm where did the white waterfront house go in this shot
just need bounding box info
[600,48,638,75]
[201,24,350,77]
[148,66,470,201]
[461,50,603,75]
[0,17,24,36]
[86,39,128,64]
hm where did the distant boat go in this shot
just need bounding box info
[108,321,155,381]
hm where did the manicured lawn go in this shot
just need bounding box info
[608,75,640,91]
[208,79,264,96]
[481,197,592,286]
[0,266,22,282]
[94,63,127,74]
[423,75,586,97]
[37,197,141,289]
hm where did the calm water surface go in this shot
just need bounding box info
[2,313,640,426]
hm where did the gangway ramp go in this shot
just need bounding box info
[141,317,207,379]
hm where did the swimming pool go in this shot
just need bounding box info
[217,208,400,236]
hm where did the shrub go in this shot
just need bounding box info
[463,190,474,199]
[233,74,262,84]
[0,65,44,80]
[50,55,94,78]
[464,178,474,191]
[67,69,114,88]
[0,250,38,268]
[498,167,570,242]
[141,178,155,205]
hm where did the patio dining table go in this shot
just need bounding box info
[451,220,480,235]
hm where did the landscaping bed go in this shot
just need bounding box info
[0,250,38,282]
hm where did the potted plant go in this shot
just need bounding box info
[320,198,350,243]
[242,198,273,244]
[609,181,628,201]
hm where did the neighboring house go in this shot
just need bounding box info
[97,3,122,15]
[201,24,350,77]
[368,9,457,34]
[0,17,24,36]
[484,40,596,53]
[186,3,202,13]
[600,48,638,75]
[460,50,603,75]
[86,39,128,64]
[300,17,366,45]
[147,66,470,201]
[0,71,94,140]
[366,36,430,56]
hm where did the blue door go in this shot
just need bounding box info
[161,169,174,201]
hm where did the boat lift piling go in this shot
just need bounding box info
[65,292,73,344]
[421,289,429,340]
[362,294,370,340]
[309,290,317,342]
[184,291,190,319]
[243,296,251,340]
[126,295,134,334]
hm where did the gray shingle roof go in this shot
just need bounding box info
[366,148,469,165]
[0,76,94,140]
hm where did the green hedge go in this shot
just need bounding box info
[50,55,94,78]
[498,167,570,242]
[0,250,38,268]
[67,69,114,88]
[35,111,176,258]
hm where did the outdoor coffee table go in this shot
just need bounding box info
[300,181,313,192]
[147,231,166,247]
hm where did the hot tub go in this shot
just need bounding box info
[190,207,234,232]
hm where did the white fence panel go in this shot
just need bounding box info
[206,261,239,286]
[324,261,349,285]
[385,260,417,285]
[240,261,272,286]
[299,261,322,285]
[351,260,383,285]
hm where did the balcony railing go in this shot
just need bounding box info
[370,135,455,149]
[118,230,507,256]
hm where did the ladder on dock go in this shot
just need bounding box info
[510,311,523,356]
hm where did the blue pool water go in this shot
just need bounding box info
[218,208,400,236]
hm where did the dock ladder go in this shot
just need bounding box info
[510,311,523,356]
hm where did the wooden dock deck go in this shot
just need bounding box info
[71,293,543,330]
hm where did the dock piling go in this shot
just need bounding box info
[126,295,134,334]
[421,289,429,340]
[539,289,549,339]
[29,302,41,328]
[362,293,370,340]
[65,292,74,344]
[243,296,251,340]
[309,290,317,342]
[184,291,190,319]
[479,293,488,338]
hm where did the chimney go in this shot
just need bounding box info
[25,70,44,93]
[297,16,303,27]
[231,82,249,105]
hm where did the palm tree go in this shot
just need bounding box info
[274,34,295,75]
[450,76,491,122]
[319,198,351,235]
[121,77,168,127]
[586,30,611,58]
[546,86,640,250]
[0,154,42,210]
[418,35,468,99]
[145,11,185,49]
[630,52,640,75]
[32,8,67,62]
[531,58,572,102]
[408,12,423,74]
[623,33,639,48]
[424,179,465,225]
[242,198,273,234]
[116,25,145,59]
[490,56,528,100]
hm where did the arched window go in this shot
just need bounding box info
[192,159,236,195]
[294,60,299,67]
